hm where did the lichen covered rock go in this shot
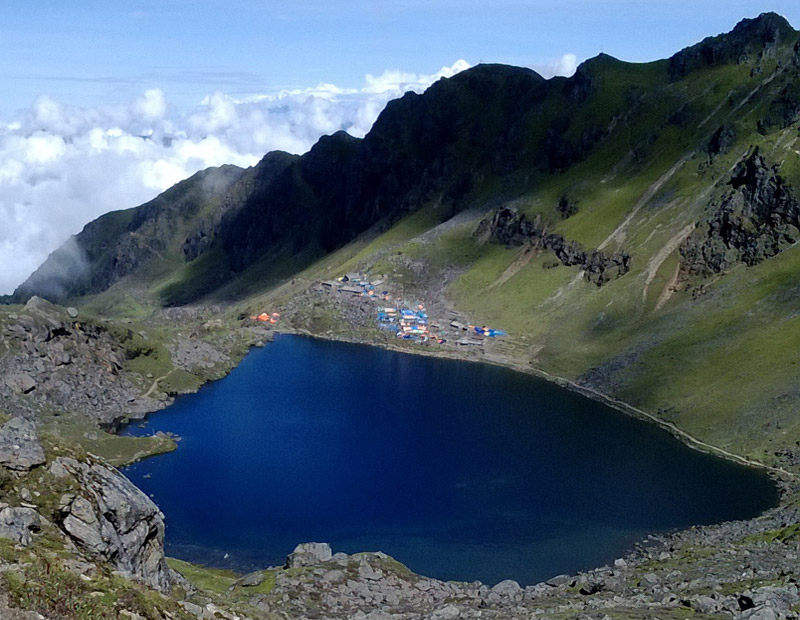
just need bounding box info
[0,505,44,546]
[54,457,171,593]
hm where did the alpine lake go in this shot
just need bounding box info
[121,334,778,586]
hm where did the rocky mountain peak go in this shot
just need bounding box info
[668,12,797,78]
[731,11,795,41]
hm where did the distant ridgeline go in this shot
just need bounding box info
[13,14,800,305]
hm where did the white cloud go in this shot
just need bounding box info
[534,53,579,78]
[133,89,167,122]
[363,59,471,93]
[0,57,530,294]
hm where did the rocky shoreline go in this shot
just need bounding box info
[231,525,800,619]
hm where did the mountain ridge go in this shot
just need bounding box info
[16,11,800,295]
[12,28,766,305]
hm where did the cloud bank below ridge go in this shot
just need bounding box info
[0,55,576,295]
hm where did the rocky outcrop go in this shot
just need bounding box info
[681,148,800,276]
[214,515,800,620]
[668,12,796,78]
[168,337,231,372]
[556,195,579,219]
[759,80,800,132]
[286,542,333,568]
[706,124,736,159]
[53,457,170,593]
[0,297,161,425]
[734,585,800,619]
[0,417,45,471]
[4,372,36,395]
[483,207,631,286]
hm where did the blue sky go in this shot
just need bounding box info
[2,1,800,115]
[1,1,800,293]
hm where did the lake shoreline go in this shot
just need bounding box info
[121,331,782,587]
[108,303,792,487]
[277,326,796,488]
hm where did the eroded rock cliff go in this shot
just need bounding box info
[681,148,800,277]
[481,206,631,286]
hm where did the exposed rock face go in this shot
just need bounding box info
[0,506,44,546]
[492,579,522,596]
[482,206,537,246]
[234,571,267,588]
[0,297,160,425]
[668,12,795,78]
[733,586,799,618]
[54,457,170,593]
[484,207,631,286]
[0,417,45,471]
[681,148,800,276]
[759,80,800,132]
[706,124,736,159]
[4,372,36,394]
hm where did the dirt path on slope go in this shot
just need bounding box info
[488,246,536,289]
[641,223,696,306]
[598,152,696,252]
[143,370,173,398]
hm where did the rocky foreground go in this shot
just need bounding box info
[0,296,161,426]
[0,296,261,431]
[220,524,800,620]
[0,292,799,619]
[1,291,800,619]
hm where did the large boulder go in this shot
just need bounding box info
[0,505,44,546]
[55,457,171,593]
[0,417,45,471]
[736,586,800,619]
[286,542,333,568]
[3,373,36,395]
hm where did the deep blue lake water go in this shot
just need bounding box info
[122,334,778,585]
